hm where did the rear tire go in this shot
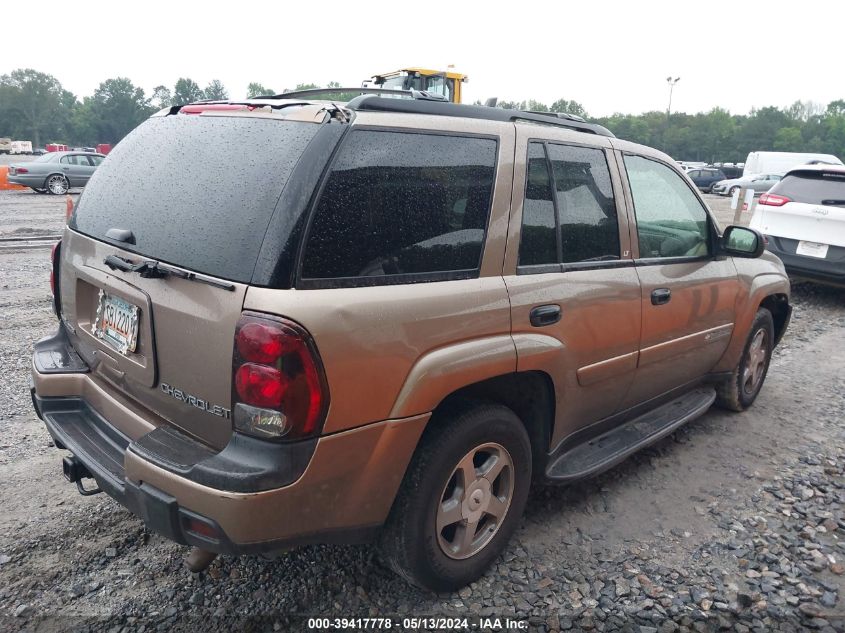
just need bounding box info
[46,174,69,195]
[715,308,774,412]
[30,187,46,194]
[379,400,531,592]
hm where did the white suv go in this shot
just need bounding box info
[751,164,845,286]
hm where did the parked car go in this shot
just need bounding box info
[751,164,845,286]
[677,161,707,171]
[32,148,48,156]
[7,151,105,194]
[711,163,744,180]
[687,167,726,193]
[31,94,791,592]
[712,173,781,196]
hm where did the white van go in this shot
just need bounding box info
[11,140,32,155]
[743,152,842,177]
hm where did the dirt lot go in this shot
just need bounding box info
[0,189,843,633]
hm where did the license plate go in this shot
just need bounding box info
[93,291,139,354]
[795,240,829,259]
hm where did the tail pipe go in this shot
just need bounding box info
[185,548,218,573]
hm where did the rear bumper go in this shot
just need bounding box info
[31,327,429,554]
[8,174,45,188]
[766,236,845,286]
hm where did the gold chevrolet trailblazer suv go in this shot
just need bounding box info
[31,89,791,591]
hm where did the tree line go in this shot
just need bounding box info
[2,68,844,164]
[489,98,845,164]
[0,69,307,147]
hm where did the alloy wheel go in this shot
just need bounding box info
[47,175,68,195]
[742,329,769,396]
[436,442,514,560]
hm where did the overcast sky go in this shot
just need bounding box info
[4,0,843,117]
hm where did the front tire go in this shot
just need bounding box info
[728,185,739,197]
[715,308,774,412]
[46,174,69,195]
[380,400,531,592]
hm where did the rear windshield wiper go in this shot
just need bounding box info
[104,255,235,291]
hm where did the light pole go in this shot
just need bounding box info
[666,76,680,118]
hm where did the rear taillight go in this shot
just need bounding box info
[50,240,61,317]
[758,193,791,207]
[231,313,328,441]
[235,364,287,408]
[15,167,28,174]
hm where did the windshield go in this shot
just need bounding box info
[71,115,319,283]
[379,73,453,99]
[380,74,421,92]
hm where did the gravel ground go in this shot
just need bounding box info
[0,189,843,632]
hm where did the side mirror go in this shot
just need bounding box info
[722,225,765,258]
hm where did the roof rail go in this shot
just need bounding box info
[524,110,587,123]
[346,96,614,137]
[255,87,448,102]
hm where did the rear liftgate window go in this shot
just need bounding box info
[71,115,319,283]
[300,130,498,286]
[772,171,845,206]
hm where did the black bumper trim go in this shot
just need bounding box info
[34,394,129,500]
[129,425,317,494]
[766,237,845,285]
[30,391,357,555]
[33,326,89,374]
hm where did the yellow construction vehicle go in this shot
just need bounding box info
[367,67,468,104]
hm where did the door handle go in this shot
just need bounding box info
[529,304,561,327]
[651,288,672,305]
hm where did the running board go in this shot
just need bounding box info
[545,386,717,483]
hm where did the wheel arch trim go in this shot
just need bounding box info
[713,272,790,372]
[388,335,517,419]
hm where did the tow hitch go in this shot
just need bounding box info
[62,455,102,496]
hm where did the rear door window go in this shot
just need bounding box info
[71,115,319,283]
[300,129,497,286]
[517,141,620,269]
[547,144,619,263]
[770,170,845,205]
[518,142,557,266]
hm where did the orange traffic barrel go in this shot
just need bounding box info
[0,166,27,190]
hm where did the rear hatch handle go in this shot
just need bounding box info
[103,255,235,291]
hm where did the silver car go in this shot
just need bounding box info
[711,173,781,197]
[7,151,105,195]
